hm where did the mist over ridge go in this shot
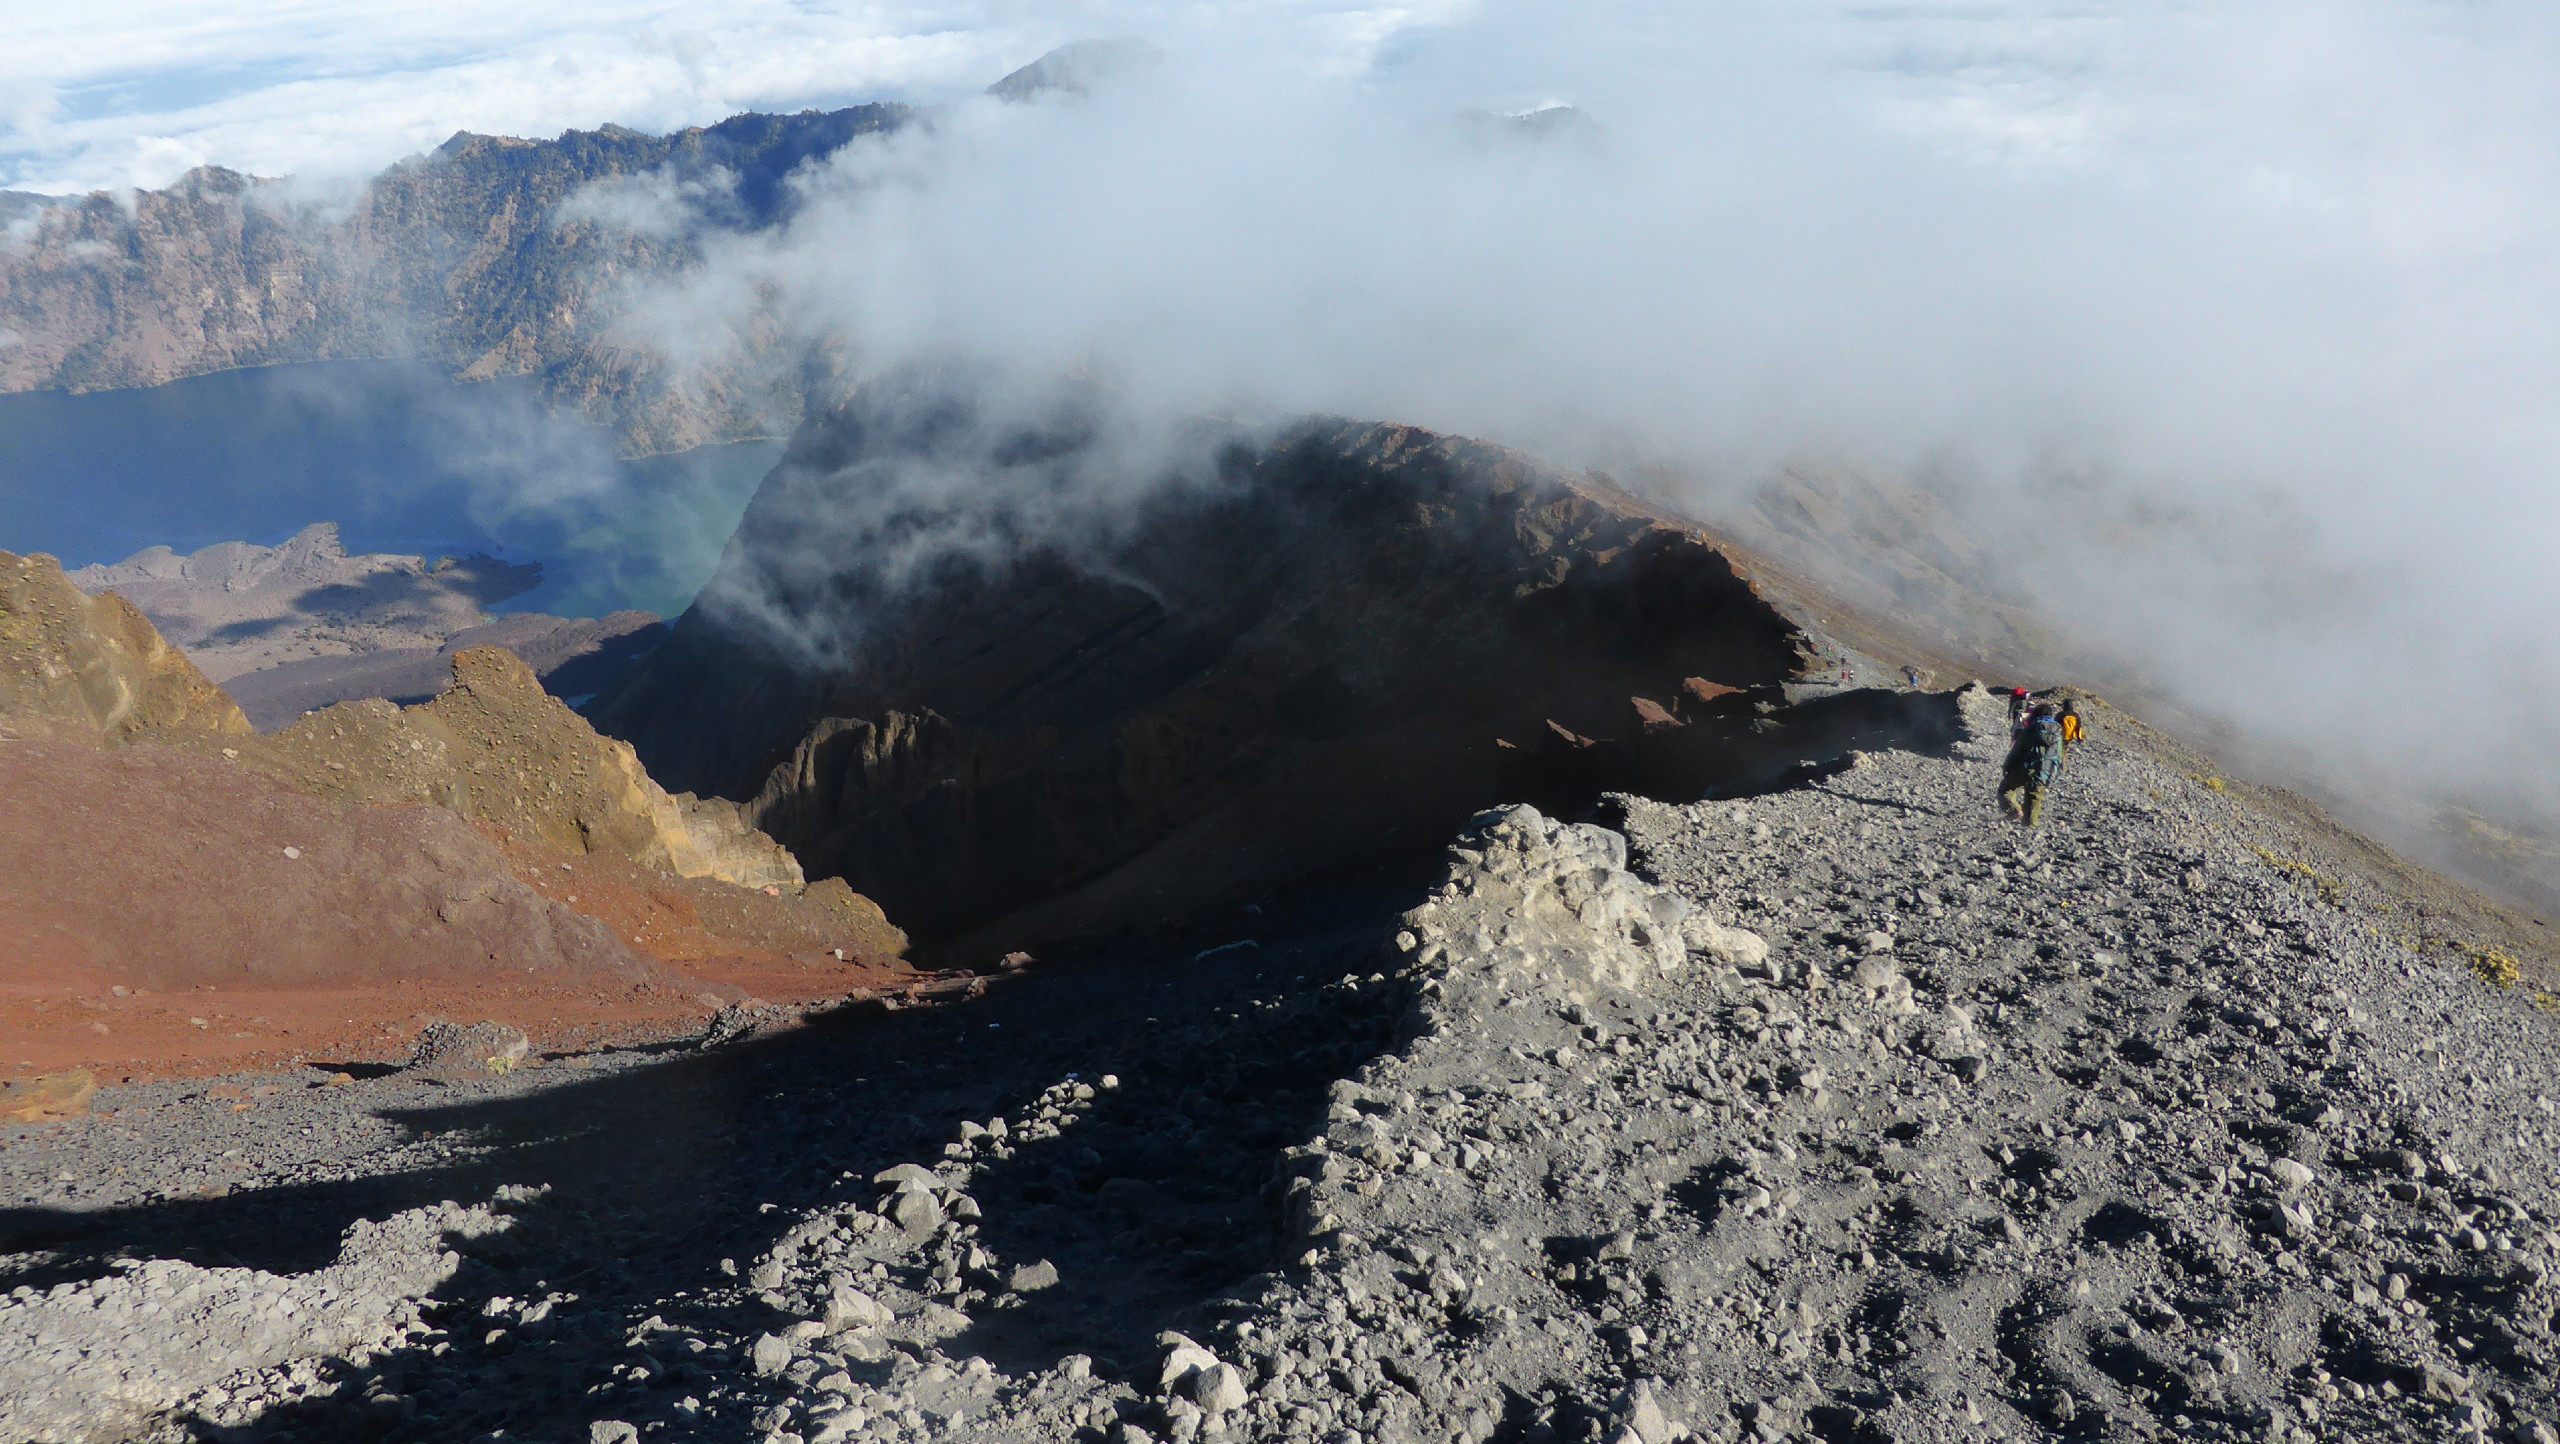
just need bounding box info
[558,4,2560,838]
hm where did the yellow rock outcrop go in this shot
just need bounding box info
[196,647,804,891]
[0,551,253,743]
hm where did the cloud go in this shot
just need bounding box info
[16,0,2560,827]
[551,0,2560,822]
[0,1,1474,194]
[1,1,1036,192]
[554,164,741,239]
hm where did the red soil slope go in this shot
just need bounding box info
[0,739,925,1084]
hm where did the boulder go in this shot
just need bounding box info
[1156,1333,1221,1396]
[1682,911,1772,968]
[1400,804,1693,994]
[403,1021,531,1079]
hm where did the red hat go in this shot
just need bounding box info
[2012,687,2028,696]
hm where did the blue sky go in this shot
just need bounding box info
[0,1,1498,193]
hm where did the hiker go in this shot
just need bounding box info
[2008,687,2032,729]
[2058,699,2084,759]
[2000,704,2066,826]
[1903,665,1924,689]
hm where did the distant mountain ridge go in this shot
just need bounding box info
[0,106,911,454]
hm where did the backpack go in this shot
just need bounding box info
[2061,711,2083,744]
[2018,716,2064,782]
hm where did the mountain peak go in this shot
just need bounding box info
[986,38,1165,102]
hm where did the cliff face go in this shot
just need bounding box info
[596,403,1956,953]
[0,108,908,453]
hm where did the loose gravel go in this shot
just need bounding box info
[4,685,2556,1444]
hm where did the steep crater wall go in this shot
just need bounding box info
[0,107,908,453]
[598,406,1965,956]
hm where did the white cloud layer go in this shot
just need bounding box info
[586,0,2559,816]
[4,1,1013,192]
[13,0,2560,826]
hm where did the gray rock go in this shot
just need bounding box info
[1400,804,1698,994]
[402,1020,530,1078]
[822,1289,889,1331]
[891,1188,946,1234]
[1187,1361,1250,1415]
[1611,1380,1673,1444]
[1158,1333,1221,1395]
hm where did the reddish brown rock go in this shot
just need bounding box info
[0,738,647,991]
[1630,696,1683,731]
[1678,677,1743,711]
[0,527,916,1086]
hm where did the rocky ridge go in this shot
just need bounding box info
[68,522,672,729]
[0,110,910,453]
[154,645,811,897]
[600,409,1954,955]
[690,688,2560,1444]
[0,550,251,744]
[220,609,668,732]
[2,544,909,1078]
[14,680,2552,1444]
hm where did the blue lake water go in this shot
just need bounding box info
[0,361,783,620]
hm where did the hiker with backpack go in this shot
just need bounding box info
[2000,704,2066,826]
[2057,699,2084,763]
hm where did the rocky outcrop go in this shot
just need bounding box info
[0,549,250,743]
[190,647,806,892]
[7,544,835,898]
[596,405,1963,953]
[0,108,910,452]
[1392,804,1704,994]
[68,522,542,681]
